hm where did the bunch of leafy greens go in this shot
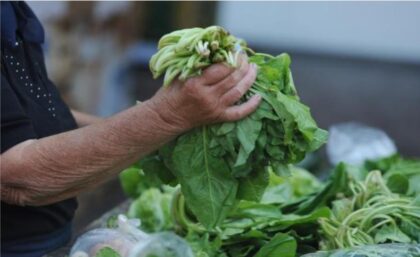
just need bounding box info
[120,155,420,257]
[121,165,329,257]
[142,26,327,229]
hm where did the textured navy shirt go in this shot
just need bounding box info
[1,1,78,243]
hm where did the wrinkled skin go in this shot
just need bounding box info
[148,56,260,131]
[1,57,259,206]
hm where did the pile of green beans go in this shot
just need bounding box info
[149,26,246,86]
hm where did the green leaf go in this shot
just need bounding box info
[331,198,353,221]
[269,207,331,230]
[271,162,291,177]
[216,123,236,136]
[400,216,420,241]
[231,201,282,220]
[275,91,318,141]
[308,128,329,152]
[119,167,142,198]
[374,225,412,244]
[282,163,351,214]
[234,117,263,167]
[237,167,269,202]
[254,233,297,257]
[261,167,321,205]
[95,247,121,257]
[386,173,409,195]
[140,155,177,184]
[186,232,222,257]
[408,174,420,197]
[127,188,174,232]
[172,127,238,228]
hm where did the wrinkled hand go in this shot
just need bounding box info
[146,56,261,132]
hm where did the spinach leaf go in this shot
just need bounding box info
[282,163,352,215]
[254,233,297,257]
[172,127,238,228]
[237,167,269,202]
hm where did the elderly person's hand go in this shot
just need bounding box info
[146,56,260,132]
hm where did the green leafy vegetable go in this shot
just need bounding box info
[127,187,174,232]
[254,233,297,257]
[318,170,420,249]
[262,166,322,205]
[122,155,420,257]
[142,26,327,228]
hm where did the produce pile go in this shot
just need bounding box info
[121,155,420,257]
[140,26,327,229]
[112,26,420,257]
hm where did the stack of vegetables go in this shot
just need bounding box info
[116,26,420,257]
[121,155,420,257]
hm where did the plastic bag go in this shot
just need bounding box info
[301,244,420,257]
[70,215,192,257]
[70,215,146,257]
[129,232,193,257]
[327,122,397,166]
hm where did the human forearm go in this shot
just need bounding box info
[71,109,104,127]
[1,101,182,206]
[1,59,259,207]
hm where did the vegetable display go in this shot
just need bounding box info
[142,26,327,229]
[120,155,420,257]
[113,26,420,257]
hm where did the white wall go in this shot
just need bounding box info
[217,2,420,63]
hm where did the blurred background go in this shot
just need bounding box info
[27,1,420,233]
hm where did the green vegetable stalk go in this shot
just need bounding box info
[143,26,328,229]
[319,170,420,250]
[149,26,243,86]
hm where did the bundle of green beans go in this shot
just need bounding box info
[149,26,245,86]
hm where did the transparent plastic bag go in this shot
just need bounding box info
[129,232,194,257]
[301,243,420,257]
[327,122,397,166]
[70,215,192,257]
[70,215,146,257]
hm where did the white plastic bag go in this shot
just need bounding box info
[327,122,397,166]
